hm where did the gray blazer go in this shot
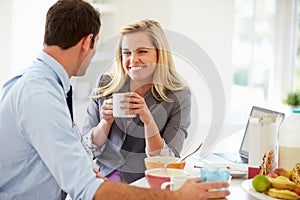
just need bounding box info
[82,75,191,183]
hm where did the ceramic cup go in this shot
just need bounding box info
[145,168,189,189]
[161,175,189,190]
[112,93,137,118]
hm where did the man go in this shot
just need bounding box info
[0,0,230,199]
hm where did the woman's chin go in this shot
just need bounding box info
[129,75,152,83]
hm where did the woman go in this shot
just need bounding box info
[82,19,191,183]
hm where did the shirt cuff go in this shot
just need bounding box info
[83,127,104,157]
[145,139,175,157]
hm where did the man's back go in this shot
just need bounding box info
[0,60,62,199]
[0,52,103,200]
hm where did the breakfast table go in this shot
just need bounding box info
[131,176,254,199]
[131,157,256,199]
[131,130,260,199]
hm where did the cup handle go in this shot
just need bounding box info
[161,182,173,190]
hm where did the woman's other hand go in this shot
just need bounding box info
[93,167,108,181]
[122,92,152,125]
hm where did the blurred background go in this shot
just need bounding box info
[1,0,300,155]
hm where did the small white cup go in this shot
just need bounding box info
[161,175,189,191]
[113,93,137,118]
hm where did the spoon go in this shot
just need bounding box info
[163,153,169,175]
[180,143,203,162]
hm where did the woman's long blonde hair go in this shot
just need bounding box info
[95,19,186,101]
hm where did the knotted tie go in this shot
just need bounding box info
[66,85,73,122]
[61,86,73,199]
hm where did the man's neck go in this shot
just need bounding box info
[43,45,79,78]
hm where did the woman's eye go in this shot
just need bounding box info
[138,50,148,54]
[122,51,131,55]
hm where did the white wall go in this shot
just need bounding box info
[11,0,55,74]
[0,0,56,93]
[169,0,234,100]
[168,0,235,154]
[0,0,13,92]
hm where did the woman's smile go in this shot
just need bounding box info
[129,65,146,72]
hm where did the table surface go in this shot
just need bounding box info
[131,176,255,200]
[131,130,259,200]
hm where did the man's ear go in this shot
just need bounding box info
[82,33,94,53]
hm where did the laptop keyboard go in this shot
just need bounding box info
[213,153,248,164]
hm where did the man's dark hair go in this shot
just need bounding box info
[44,0,101,49]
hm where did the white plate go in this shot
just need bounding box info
[241,179,278,200]
[230,170,247,178]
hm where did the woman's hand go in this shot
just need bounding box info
[100,98,114,124]
[92,98,114,147]
[93,167,108,181]
[122,92,153,125]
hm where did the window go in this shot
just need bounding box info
[231,0,300,118]
[296,0,300,89]
[231,0,276,112]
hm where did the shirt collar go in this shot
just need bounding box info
[37,51,70,94]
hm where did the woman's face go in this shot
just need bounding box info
[121,31,158,83]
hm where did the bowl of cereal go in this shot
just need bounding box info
[144,156,186,170]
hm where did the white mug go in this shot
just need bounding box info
[113,93,137,118]
[161,175,189,191]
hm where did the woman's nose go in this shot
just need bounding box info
[130,52,139,63]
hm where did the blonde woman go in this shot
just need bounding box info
[82,19,191,183]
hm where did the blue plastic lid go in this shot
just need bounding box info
[293,109,300,114]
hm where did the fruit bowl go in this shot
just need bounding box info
[144,156,185,170]
[248,166,300,199]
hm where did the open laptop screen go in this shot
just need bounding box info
[239,106,285,159]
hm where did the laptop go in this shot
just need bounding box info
[190,106,285,177]
[213,106,285,165]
